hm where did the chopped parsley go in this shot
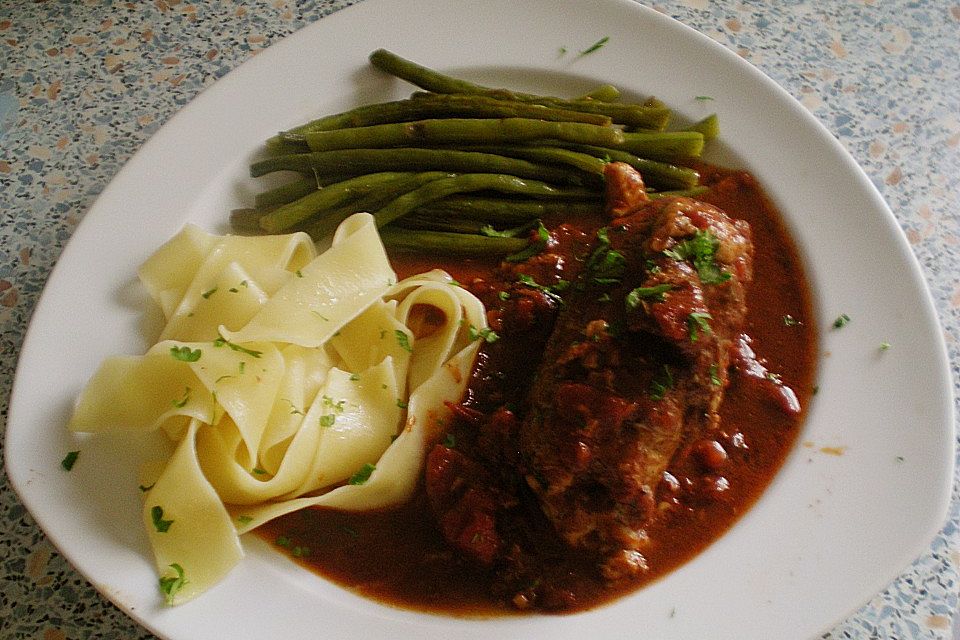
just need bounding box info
[579,35,610,56]
[783,314,801,326]
[695,95,715,102]
[252,467,268,475]
[292,546,310,558]
[171,387,191,408]
[138,483,155,493]
[158,563,187,605]
[319,414,336,428]
[469,325,500,343]
[396,398,408,409]
[295,269,303,278]
[687,312,713,342]
[880,341,891,351]
[169,345,202,362]
[582,227,626,286]
[709,364,721,386]
[275,535,291,548]
[349,372,361,381]
[498,290,510,301]
[625,284,673,308]
[348,463,376,486]
[213,336,262,358]
[443,433,457,448]
[201,287,218,299]
[832,314,851,329]
[151,506,174,533]
[663,230,731,285]
[60,450,80,471]
[237,515,253,525]
[516,274,569,304]
[395,329,413,353]
[649,365,674,400]
[504,220,550,262]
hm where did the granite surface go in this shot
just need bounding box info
[1,0,958,638]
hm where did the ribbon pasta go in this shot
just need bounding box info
[68,213,487,603]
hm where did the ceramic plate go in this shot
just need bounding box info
[6,0,954,638]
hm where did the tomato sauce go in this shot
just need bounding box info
[256,165,818,615]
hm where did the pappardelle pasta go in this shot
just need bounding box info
[68,212,487,603]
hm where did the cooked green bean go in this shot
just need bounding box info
[412,196,602,223]
[615,131,704,161]
[577,84,621,102]
[380,228,529,255]
[250,148,585,185]
[259,172,417,233]
[304,118,624,152]
[551,142,700,189]
[253,177,318,209]
[296,171,456,240]
[271,93,612,145]
[457,145,608,175]
[684,113,720,142]
[374,173,595,228]
[371,49,670,129]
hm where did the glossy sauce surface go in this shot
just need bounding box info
[257,166,818,615]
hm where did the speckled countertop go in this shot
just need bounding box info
[1,1,958,638]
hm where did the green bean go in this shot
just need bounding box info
[394,216,490,235]
[374,173,590,228]
[380,228,529,255]
[370,50,670,129]
[273,93,612,144]
[259,172,418,233]
[615,131,704,161]
[303,118,623,152]
[648,186,710,200]
[684,114,719,142]
[412,196,602,223]
[551,142,700,189]
[457,145,608,175]
[250,148,586,185]
[253,177,318,209]
[297,171,455,240]
[577,84,621,102]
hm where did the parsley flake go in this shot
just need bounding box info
[396,398,408,409]
[213,336,262,358]
[138,483,155,493]
[348,463,376,485]
[880,342,891,351]
[201,287,218,299]
[663,230,731,284]
[709,364,721,386]
[61,450,79,471]
[504,221,550,262]
[237,515,253,525]
[833,314,851,329]
[171,386,191,408]
[443,433,457,448]
[687,312,713,342]
[151,505,174,533]
[469,325,500,343]
[626,284,673,308]
[579,35,610,56]
[395,330,413,353]
[169,346,201,362]
[158,563,187,605]
[319,414,336,428]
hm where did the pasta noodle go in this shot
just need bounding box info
[68,213,487,604]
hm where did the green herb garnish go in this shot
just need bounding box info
[579,36,609,56]
[687,312,713,342]
[626,284,673,308]
[151,505,173,533]
[213,336,262,358]
[395,330,413,353]
[348,463,376,485]
[319,414,336,428]
[61,450,80,471]
[663,230,731,284]
[833,314,851,329]
[158,563,186,605]
[169,346,201,362]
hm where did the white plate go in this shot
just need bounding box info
[6,0,954,638]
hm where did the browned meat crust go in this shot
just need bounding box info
[519,177,753,578]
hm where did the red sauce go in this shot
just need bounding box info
[256,165,817,615]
